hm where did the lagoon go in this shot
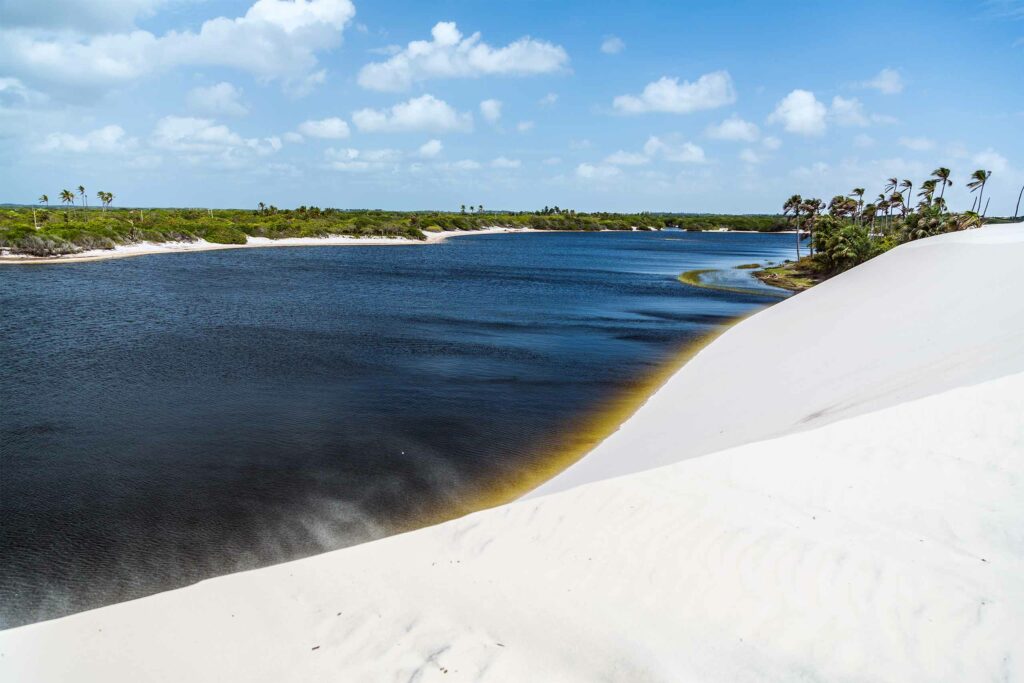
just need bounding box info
[0,230,792,627]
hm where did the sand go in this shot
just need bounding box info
[1,222,1022,682]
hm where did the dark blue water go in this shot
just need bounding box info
[0,231,793,627]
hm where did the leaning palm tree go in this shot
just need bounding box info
[783,194,803,258]
[849,187,865,225]
[1015,184,1023,219]
[59,189,75,221]
[931,168,952,211]
[967,169,991,218]
[899,179,913,214]
[38,194,49,207]
[77,185,87,209]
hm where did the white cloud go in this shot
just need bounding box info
[604,151,650,166]
[600,36,625,54]
[356,21,568,92]
[0,76,46,107]
[491,156,521,168]
[768,89,827,136]
[643,136,706,163]
[539,92,558,106]
[761,136,782,150]
[283,131,304,143]
[973,148,1010,174]
[898,136,935,151]
[739,148,762,164]
[442,159,481,171]
[0,0,355,95]
[187,82,248,117]
[297,117,351,139]
[150,116,280,165]
[325,146,400,171]
[861,68,904,94]
[353,94,473,133]
[516,120,535,132]
[830,95,869,127]
[613,71,736,114]
[480,98,502,123]
[705,115,759,141]
[576,163,621,180]
[38,124,136,153]
[418,139,443,158]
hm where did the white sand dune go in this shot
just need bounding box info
[2,223,1022,682]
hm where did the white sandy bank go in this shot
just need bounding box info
[1,223,1022,681]
[0,227,535,264]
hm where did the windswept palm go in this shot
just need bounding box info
[931,168,952,211]
[966,169,991,217]
[38,194,49,207]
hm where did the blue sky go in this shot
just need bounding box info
[1,0,1022,213]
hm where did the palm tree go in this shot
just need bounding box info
[460,204,466,214]
[917,179,937,209]
[849,187,865,225]
[801,197,823,255]
[1015,184,1023,219]
[60,189,75,221]
[78,185,87,209]
[931,168,952,211]
[38,194,49,207]
[899,179,913,214]
[967,170,991,218]
[783,194,803,258]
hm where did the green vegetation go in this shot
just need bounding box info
[0,194,790,258]
[763,166,998,290]
[734,263,761,269]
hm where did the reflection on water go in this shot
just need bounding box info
[0,230,793,627]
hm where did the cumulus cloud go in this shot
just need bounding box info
[480,99,502,123]
[491,156,521,168]
[576,163,621,180]
[604,150,650,166]
[613,71,736,114]
[38,124,137,153]
[761,136,782,150]
[325,146,401,171]
[898,136,935,151]
[0,0,355,96]
[0,76,46,107]
[600,136,706,170]
[860,68,904,94]
[357,21,568,92]
[187,82,248,117]
[298,117,351,139]
[643,136,706,163]
[768,89,827,136]
[739,148,762,164]
[352,94,473,133]
[150,116,281,166]
[705,115,759,141]
[829,95,869,127]
[600,36,625,54]
[418,139,443,158]
[972,148,1009,173]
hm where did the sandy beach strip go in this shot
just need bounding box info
[0,227,542,265]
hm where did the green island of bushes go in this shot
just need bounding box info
[0,197,788,258]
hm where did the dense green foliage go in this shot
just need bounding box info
[781,166,993,281]
[0,204,788,257]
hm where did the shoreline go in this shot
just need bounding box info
[0,228,798,265]
[0,227,543,265]
[677,267,789,297]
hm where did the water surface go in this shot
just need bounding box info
[0,231,793,627]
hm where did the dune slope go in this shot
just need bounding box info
[1,223,1022,682]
